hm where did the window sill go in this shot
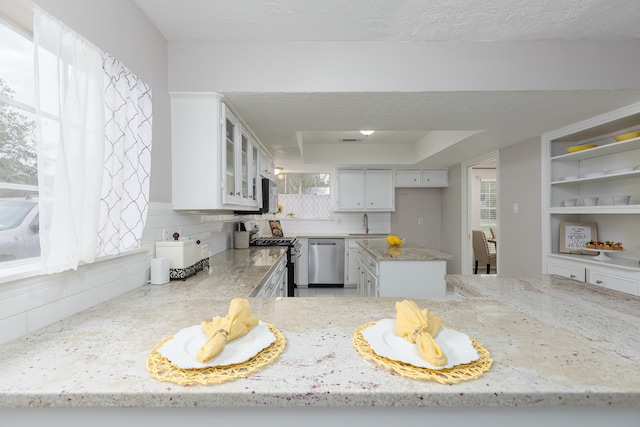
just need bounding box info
[0,260,40,284]
[0,248,148,285]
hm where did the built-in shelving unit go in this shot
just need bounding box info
[542,102,640,296]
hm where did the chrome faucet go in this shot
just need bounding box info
[363,213,369,234]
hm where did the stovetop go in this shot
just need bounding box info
[250,236,298,246]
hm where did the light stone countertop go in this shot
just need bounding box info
[0,251,639,410]
[357,239,454,261]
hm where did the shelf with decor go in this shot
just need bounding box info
[542,102,640,296]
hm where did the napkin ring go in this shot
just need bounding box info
[217,329,230,342]
[412,326,429,338]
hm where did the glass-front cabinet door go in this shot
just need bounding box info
[240,127,250,202]
[251,140,260,202]
[223,105,240,205]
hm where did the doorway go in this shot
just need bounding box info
[461,152,499,274]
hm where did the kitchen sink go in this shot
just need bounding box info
[347,233,387,238]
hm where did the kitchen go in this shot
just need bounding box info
[1,0,640,425]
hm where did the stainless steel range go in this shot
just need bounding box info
[249,236,300,297]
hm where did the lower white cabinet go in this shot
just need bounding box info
[346,239,360,286]
[547,259,586,282]
[255,255,288,297]
[357,248,447,298]
[588,268,639,295]
[546,256,640,296]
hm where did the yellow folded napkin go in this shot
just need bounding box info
[196,298,259,363]
[393,299,448,367]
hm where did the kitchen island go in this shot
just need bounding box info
[1,247,639,426]
[356,239,453,297]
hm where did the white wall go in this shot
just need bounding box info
[391,188,442,249]
[168,40,640,92]
[440,164,463,274]
[498,138,543,275]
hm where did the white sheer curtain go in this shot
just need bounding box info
[34,8,105,274]
[33,7,152,273]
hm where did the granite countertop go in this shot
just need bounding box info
[1,254,639,409]
[357,239,453,261]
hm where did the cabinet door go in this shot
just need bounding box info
[251,140,260,203]
[421,169,448,187]
[547,260,586,281]
[588,268,639,295]
[337,170,365,210]
[222,105,241,205]
[239,127,251,203]
[366,170,394,210]
[259,148,274,180]
[346,246,360,285]
[396,170,421,186]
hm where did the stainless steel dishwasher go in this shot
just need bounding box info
[308,238,345,286]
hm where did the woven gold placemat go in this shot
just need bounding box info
[353,322,492,384]
[146,323,286,386]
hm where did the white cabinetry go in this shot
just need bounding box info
[357,248,447,298]
[171,92,271,211]
[357,249,379,297]
[547,256,639,296]
[259,147,275,180]
[255,254,288,297]
[336,169,394,211]
[346,239,360,286]
[542,102,640,296]
[395,169,448,187]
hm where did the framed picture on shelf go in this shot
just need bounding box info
[559,221,598,254]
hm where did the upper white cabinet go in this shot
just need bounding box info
[335,169,394,211]
[395,169,448,187]
[259,147,275,180]
[542,101,640,295]
[170,92,272,211]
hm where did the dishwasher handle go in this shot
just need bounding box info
[310,242,337,245]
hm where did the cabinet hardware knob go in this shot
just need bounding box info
[570,274,576,278]
[596,280,603,284]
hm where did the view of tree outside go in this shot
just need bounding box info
[0,78,38,198]
[276,173,330,195]
[1,19,41,263]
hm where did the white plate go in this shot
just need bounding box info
[361,319,479,370]
[579,172,604,179]
[158,321,275,369]
[605,167,634,175]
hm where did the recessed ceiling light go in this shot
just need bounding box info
[359,130,375,136]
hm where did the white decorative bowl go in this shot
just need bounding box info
[563,198,577,207]
[612,195,631,205]
[582,197,599,206]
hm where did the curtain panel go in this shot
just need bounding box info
[33,7,152,274]
[99,54,152,257]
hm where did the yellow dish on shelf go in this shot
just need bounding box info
[566,144,596,153]
[614,131,640,142]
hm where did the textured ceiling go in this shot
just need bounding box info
[133,0,640,42]
[133,0,640,168]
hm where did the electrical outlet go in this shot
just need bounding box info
[418,218,423,225]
